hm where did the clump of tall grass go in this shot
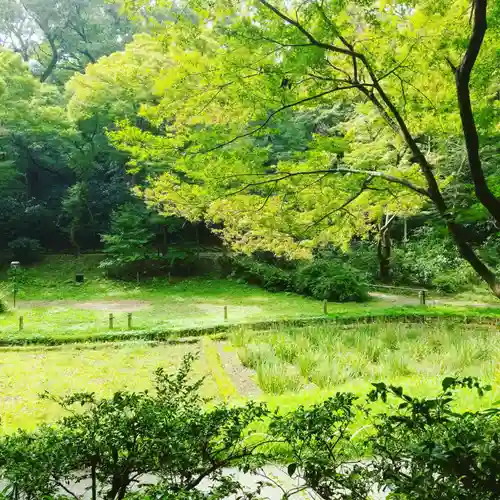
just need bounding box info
[231,321,500,394]
[237,342,304,394]
[256,362,303,394]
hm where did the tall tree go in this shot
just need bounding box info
[0,0,137,83]
[110,0,500,296]
[0,48,78,248]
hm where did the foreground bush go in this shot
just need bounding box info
[0,355,271,500]
[0,357,497,499]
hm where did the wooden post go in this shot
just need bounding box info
[224,305,228,321]
[419,290,426,305]
[136,272,140,284]
[18,316,23,331]
[109,313,114,330]
[127,312,132,330]
[323,299,328,315]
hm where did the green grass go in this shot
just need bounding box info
[0,255,334,338]
[1,255,500,433]
[232,322,500,401]
[0,255,499,345]
[0,341,215,432]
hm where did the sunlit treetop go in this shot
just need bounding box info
[106,0,499,258]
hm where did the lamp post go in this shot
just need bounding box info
[10,261,20,308]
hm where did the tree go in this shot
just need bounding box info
[101,202,156,264]
[0,0,137,83]
[111,0,500,297]
[0,48,77,249]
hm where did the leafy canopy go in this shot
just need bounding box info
[108,0,499,257]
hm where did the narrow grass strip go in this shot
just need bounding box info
[0,306,498,346]
[201,337,239,400]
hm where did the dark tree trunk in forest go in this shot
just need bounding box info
[40,35,58,83]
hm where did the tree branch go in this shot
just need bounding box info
[303,176,374,233]
[225,168,430,199]
[257,0,360,58]
[192,85,360,155]
[53,478,80,500]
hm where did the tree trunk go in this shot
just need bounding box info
[40,35,58,83]
[377,216,392,283]
[69,224,80,257]
[455,0,500,224]
[448,222,500,297]
[91,462,97,500]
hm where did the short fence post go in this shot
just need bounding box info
[224,305,228,321]
[109,313,114,330]
[136,272,140,284]
[323,299,328,315]
[18,316,23,331]
[127,312,132,330]
[419,290,426,305]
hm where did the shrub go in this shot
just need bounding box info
[0,361,498,499]
[228,256,292,292]
[391,227,476,292]
[345,241,380,283]
[367,378,500,499]
[294,259,368,302]
[0,354,271,499]
[7,237,43,264]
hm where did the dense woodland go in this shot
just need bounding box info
[0,0,499,297]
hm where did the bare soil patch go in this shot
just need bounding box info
[370,292,492,308]
[19,300,152,312]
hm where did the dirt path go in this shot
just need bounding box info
[216,342,262,397]
[370,292,494,308]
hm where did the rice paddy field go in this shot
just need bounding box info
[0,320,498,432]
[0,255,499,432]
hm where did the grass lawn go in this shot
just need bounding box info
[1,320,499,432]
[0,341,216,432]
[0,255,499,433]
[1,255,499,342]
[0,254,354,337]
